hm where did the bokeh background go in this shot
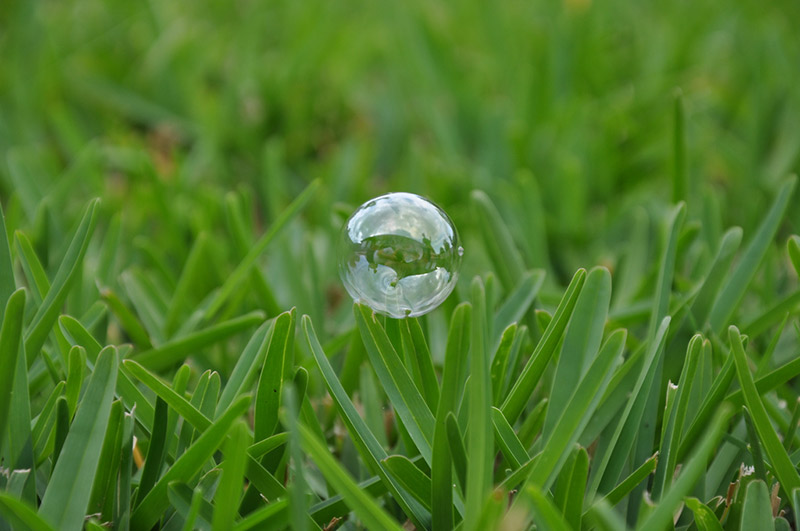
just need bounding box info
[2,0,799,334]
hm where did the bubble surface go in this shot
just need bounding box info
[338,192,463,318]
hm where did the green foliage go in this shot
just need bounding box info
[1,0,800,529]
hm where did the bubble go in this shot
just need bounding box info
[338,192,463,318]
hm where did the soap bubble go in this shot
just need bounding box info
[338,192,464,318]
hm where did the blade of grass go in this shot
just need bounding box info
[544,266,611,438]
[354,303,435,463]
[132,311,266,371]
[527,328,626,491]
[217,320,272,416]
[0,494,54,531]
[639,404,734,531]
[431,302,471,530]
[39,345,118,531]
[298,422,404,531]
[401,318,440,412]
[740,479,773,530]
[553,445,589,529]
[590,318,670,497]
[14,231,49,303]
[136,397,169,505]
[729,325,800,495]
[212,420,251,531]
[652,334,702,499]
[517,485,571,531]
[383,455,432,511]
[684,497,724,531]
[742,407,768,481]
[465,277,492,531]
[672,89,687,203]
[0,289,25,457]
[598,452,658,508]
[254,309,295,438]
[491,407,529,470]
[501,268,587,424]
[25,199,99,365]
[88,400,124,521]
[446,412,468,493]
[232,499,289,531]
[490,324,517,405]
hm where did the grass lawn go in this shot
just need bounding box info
[1,0,800,529]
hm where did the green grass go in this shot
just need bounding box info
[1,0,800,529]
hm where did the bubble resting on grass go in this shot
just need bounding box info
[338,192,463,318]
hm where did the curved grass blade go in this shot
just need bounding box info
[526,328,626,492]
[232,499,289,531]
[383,455,432,511]
[544,266,611,438]
[136,397,169,505]
[401,318,440,411]
[0,494,54,531]
[25,198,99,365]
[247,432,288,460]
[599,452,658,508]
[684,497,724,531]
[501,268,586,424]
[354,303,435,463]
[218,320,272,415]
[465,277,492,531]
[553,445,588,529]
[729,325,800,495]
[491,407,529,470]
[88,400,124,521]
[639,404,733,531]
[212,420,251,531]
[302,315,429,528]
[298,422,404,531]
[39,345,118,531]
[254,309,295,438]
[517,485,571,531]
[446,412,468,493]
[131,395,251,530]
[652,334,702,499]
[431,302,471,530]
[590,319,669,497]
[0,289,25,457]
[14,231,49,303]
[133,310,266,371]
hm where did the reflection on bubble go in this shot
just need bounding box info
[337,193,463,318]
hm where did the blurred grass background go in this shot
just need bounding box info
[1,0,799,327]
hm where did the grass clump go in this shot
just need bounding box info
[2,0,800,530]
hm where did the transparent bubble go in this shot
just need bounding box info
[338,192,464,318]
